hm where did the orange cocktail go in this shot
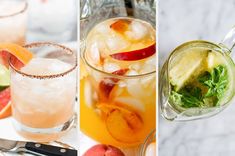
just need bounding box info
[81,17,156,147]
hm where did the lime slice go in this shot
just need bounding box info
[0,64,10,87]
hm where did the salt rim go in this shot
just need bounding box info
[9,42,77,79]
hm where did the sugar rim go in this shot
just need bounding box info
[9,42,77,79]
[0,1,28,18]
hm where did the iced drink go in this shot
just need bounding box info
[81,17,156,147]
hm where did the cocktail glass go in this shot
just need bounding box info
[0,0,27,45]
[10,42,77,142]
[80,4,156,148]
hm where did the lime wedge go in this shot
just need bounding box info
[0,64,10,87]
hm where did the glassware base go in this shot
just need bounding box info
[12,116,75,142]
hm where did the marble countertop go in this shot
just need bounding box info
[159,0,235,156]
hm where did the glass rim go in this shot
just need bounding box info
[81,49,156,79]
[9,42,77,79]
[0,0,28,18]
[168,40,224,62]
[81,17,156,79]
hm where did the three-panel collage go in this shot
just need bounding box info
[0,0,235,156]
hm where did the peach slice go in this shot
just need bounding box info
[99,69,128,99]
[106,109,143,143]
[110,43,155,61]
[110,19,131,34]
[83,144,125,156]
[97,104,143,143]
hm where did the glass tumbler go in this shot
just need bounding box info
[0,0,27,45]
[160,27,235,121]
[10,42,77,142]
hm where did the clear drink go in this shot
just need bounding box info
[10,43,77,142]
[0,0,27,45]
[81,17,156,147]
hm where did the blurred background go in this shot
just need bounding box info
[159,0,235,156]
[27,0,77,43]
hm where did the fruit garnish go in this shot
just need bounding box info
[110,43,155,61]
[83,144,125,156]
[0,88,11,119]
[99,69,128,100]
[110,19,131,34]
[0,43,33,68]
[0,64,10,87]
[106,109,143,143]
[169,49,208,91]
[97,104,143,143]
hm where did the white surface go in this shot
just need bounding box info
[0,117,78,155]
[159,0,235,156]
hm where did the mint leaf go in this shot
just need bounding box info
[170,86,203,108]
[170,65,229,109]
[198,65,228,106]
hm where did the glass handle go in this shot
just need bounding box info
[220,27,235,53]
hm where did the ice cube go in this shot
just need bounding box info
[88,42,100,65]
[106,35,129,52]
[129,63,141,71]
[146,56,156,66]
[103,62,120,73]
[95,23,111,34]
[118,81,126,88]
[126,21,148,40]
[140,64,155,74]
[126,69,139,76]
[84,80,94,108]
[140,75,155,89]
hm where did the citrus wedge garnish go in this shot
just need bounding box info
[0,64,10,87]
[0,43,33,119]
[0,88,11,119]
[0,43,33,68]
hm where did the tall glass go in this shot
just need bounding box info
[0,0,27,45]
[80,0,156,148]
[10,42,77,142]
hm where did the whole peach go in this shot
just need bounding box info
[83,144,125,156]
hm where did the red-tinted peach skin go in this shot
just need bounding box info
[99,69,128,99]
[83,144,125,156]
[110,43,156,61]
